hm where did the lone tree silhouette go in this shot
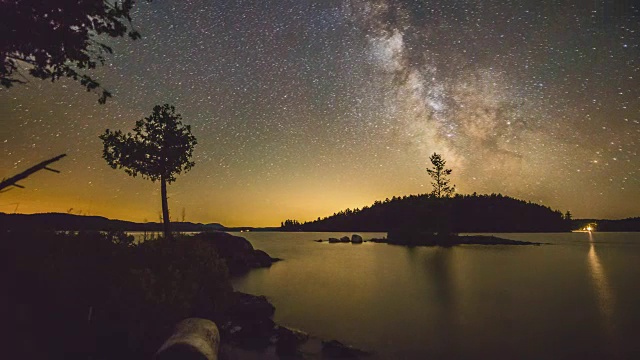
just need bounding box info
[0,0,148,103]
[100,104,196,239]
[426,152,455,198]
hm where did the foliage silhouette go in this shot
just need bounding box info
[1,230,231,359]
[0,212,224,232]
[0,0,149,103]
[426,152,455,198]
[564,211,572,221]
[281,219,302,231]
[281,193,572,233]
[100,104,197,239]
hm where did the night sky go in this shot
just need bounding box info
[1,0,638,226]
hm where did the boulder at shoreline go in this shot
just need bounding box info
[221,292,276,349]
[322,339,370,358]
[192,232,281,276]
[219,292,370,358]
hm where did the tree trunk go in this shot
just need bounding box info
[161,176,172,240]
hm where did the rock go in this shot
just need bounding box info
[222,293,277,350]
[314,239,323,242]
[322,340,370,358]
[227,318,275,349]
[155,318,220,360]
[227,292,275,321]
[251,250,275,268]
[326,236,361,244]
[192,232,280,276]
[275,326,309,356]
[219,292,372,358]
[194,231,254,257]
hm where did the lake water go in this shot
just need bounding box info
[229,231,640,359]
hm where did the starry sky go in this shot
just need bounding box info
[1,0,638,226]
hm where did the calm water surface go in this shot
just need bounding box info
[229,232,640,359]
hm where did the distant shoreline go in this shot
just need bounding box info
[2,212,639,233]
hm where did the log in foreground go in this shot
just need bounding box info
[155,318,220,360]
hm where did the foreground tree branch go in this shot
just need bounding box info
[0,154,67,192]
[1,0,149,103]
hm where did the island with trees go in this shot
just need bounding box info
[284,153,568,246]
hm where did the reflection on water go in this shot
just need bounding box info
[421,248,457,355]
[232,231,640,359]
[587,232,616,349]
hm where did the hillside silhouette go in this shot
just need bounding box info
[282,193,572,233]
[0,212,223,232]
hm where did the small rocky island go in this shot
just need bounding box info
[316,232,542,246]
[315,234,364,243]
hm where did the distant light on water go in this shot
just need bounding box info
[587,232,616,354]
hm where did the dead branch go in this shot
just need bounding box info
[0,154,67,192]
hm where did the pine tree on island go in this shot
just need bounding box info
[426,152,455,198]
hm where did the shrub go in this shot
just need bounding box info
[1,231,232,359]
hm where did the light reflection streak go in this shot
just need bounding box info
[587,232,616,351]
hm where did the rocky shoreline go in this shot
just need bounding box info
[198,231,370,358]
[219,292,370,359]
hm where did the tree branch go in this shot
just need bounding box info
[0,154,67,192]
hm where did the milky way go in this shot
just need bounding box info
[0,0,638,225]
